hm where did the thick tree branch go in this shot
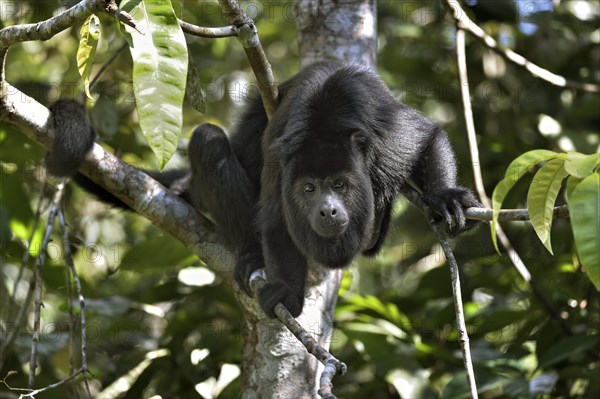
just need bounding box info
[249,273,347,399]
[444,0,600,93]
[0,82,234,281]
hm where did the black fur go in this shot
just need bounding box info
[46,99,95,177]
[47,62,481,319]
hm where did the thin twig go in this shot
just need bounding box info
[444,0,600,93]
[89,42,128,89]
[179,20,239,38]
[430,223,478,399]
[6,183,46,323]
[454,23,573,335]
[28,179,67,388]
[2,367,87,398]
[0,182,46,370]
[465,205,569,221]
[400,187,478,398]
[58,209,93,396]
[455,28,487,206]
[64,233,75,375]
[104,0,141,33]
[249,272,347,399]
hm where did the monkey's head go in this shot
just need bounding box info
[274,130,377,268]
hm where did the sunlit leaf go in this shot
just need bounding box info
[77,14,101,100]
[527,158,569,254]
[121,0,188,168]
[568,173,600,289]
[491,150,559,252]
[564,152,599,178]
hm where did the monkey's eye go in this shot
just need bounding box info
[332,179,345,190]
[303,183,316,193]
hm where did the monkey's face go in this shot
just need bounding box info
[280,144,376,268]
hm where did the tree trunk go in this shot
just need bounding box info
[296,0,377,69]
[238,1,377,397]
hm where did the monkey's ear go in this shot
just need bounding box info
[351,131,370,153]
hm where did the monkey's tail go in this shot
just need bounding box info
[46,99,96,178]
[46,98,189,209]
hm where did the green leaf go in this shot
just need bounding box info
[564,152,599,178]
[527,158,569,254]
[568,173,600,289]
[537,334,599,369]
[566,175,583,200]
[491,150,559,252]
[77,14,100,100]
[121,0,188,168]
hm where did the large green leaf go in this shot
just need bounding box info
[564,152,599,178]
[491,150,559,252]
[77,14,100,99]
[568,173,600,289]
[121,0,188,168]
[527,158,569,254]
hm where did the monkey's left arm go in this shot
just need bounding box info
[412,127,481,237]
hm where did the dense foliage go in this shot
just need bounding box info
[1,1,598,398]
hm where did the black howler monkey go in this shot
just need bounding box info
[48,62,480,318]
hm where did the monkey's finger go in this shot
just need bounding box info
[451,199,466,230]
[441,206,454,231]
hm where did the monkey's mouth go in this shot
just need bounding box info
[313,221,349,238]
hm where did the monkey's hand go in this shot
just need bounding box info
[234,251,264,296]
[423,187,482,238]
[258,281,304,318]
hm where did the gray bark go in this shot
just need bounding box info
[238,1,377,397]
[296,0,377,69]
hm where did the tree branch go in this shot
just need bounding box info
[217,0,278,117]
[431,223,479,399]
[452,21,573,336]
[104,0,141,33]
[444,0,600,93]
[465,205,569,221]
[400,186,478,398]
[0,82,234,280]
[249,272,347,399]
[179,20,239,38]
[28,179,66,388]
[0,0,107,48]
